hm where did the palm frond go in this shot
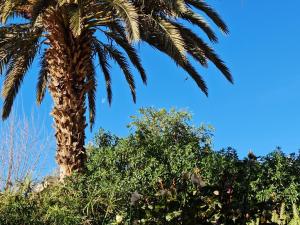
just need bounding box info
[133,0,187,17]
[181,9,218,43]
[180,60,208,95]
[185,0,229,34]
[141,31,208,95]
[104,31,147,84]
[0,0,14,24]
[2,45,38,119]
[140,16,186,59]
[36,50,48,105]
[0,23,40,119]
[106,0,140,42]
[174,23,233,83]
[169,0,189,15]
[0,23,40,58]
[86,59,97,130]
[58,0,79,6]
[92,38,112,105]
[31,0,54,22]
[102,42,136,103]
[69,2,83,37]
[0,50,13,75]
[155,18,186,56]
[0,0,34,23]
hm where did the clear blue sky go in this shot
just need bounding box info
[1,0,300,165]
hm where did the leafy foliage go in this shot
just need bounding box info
[1,108,300,225]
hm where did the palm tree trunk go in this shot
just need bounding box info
[47,47,88,179]
[44,10,92,179]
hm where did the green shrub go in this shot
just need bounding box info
[1,108,300,225]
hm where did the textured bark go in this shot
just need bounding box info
[43,8,92,179]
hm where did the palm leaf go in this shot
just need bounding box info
[155,18,186,56]
[92,38,113,105]
[2,47,38,119]
[36,50,48,105]
[185,0,229,34]
[106,0,140,42]
[58,0,79,6]
[0,51,13,75]
[181,9,218,43]
[141,31,208,95]
[69,2,83,37]
[1,24,40,119]
[174,22,233,83]
[102,42,136,103]
[86,59,97,130]
[140,16,186,59]
[0,0,14,24]
[31,0,55,22]
[104,31,147,84]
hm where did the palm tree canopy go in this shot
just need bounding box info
[0,0,232,128]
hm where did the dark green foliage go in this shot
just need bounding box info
[1,108,300,224]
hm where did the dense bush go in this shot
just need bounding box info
[1,108,300,224]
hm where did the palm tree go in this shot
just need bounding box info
[0,0,233,179]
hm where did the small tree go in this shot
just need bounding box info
[0,111,53,191]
